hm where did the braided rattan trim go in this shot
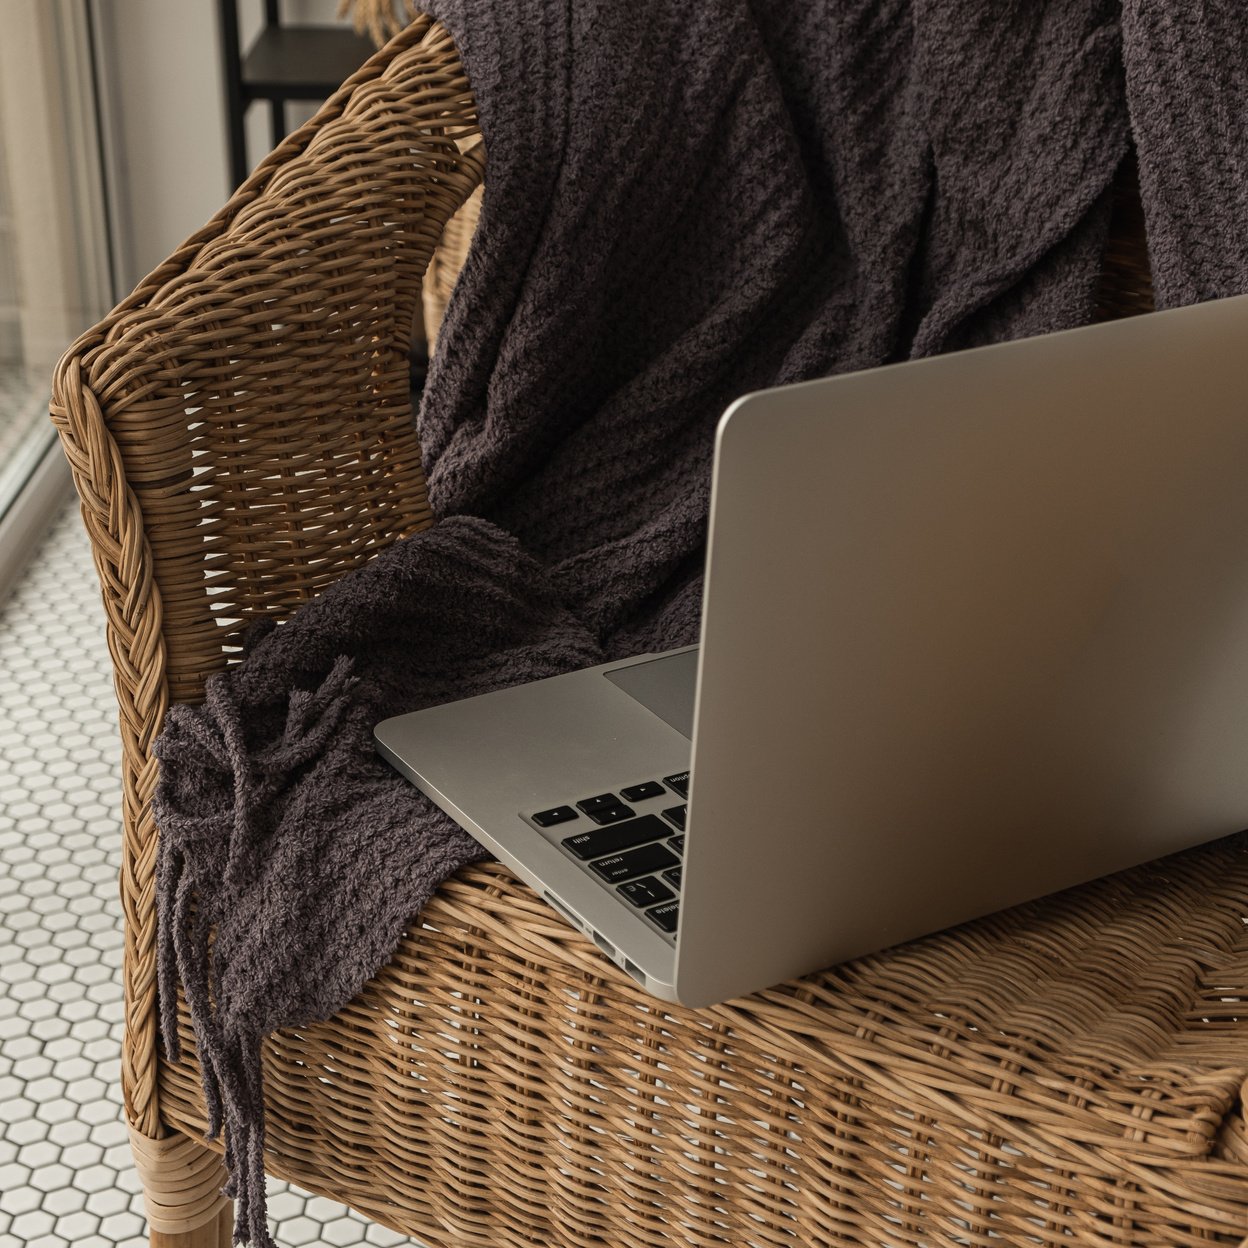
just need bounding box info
[49,15,481,1144]
[50,362,171,1137]
[128,1127,230,1236]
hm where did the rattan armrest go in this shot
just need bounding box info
[50,16,481,1139]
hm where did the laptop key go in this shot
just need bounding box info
[662,805,687,831]
[577,793,620,815]
[562,814,669,861]
[590,842,679,884]
[662,866,682,889]
[666,836,684,856]
[531,805,578,828]
[647,901,680,933]
[619,780,665,802]
[663,771,690,799]
[587,803,634,825]
[617,875,675,908]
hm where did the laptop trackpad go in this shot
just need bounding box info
[604,649,699,739]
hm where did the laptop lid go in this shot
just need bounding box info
[675,295,1248,1006]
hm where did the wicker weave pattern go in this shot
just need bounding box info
[151,849,1248,1247]
[49,18,1248,1248]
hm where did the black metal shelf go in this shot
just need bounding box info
[241,25,374,98]
[220,1,376,187]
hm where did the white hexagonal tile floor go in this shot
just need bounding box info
[1,503,417,1247]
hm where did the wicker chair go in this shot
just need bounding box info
[50,17,1248,1248]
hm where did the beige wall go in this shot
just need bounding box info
[93,0,345,291]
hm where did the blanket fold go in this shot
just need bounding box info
[151,2,1246,1243]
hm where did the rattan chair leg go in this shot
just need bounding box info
[128,1127,232,1247]
[150,1205,233,1248]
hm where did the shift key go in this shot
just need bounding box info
[562,814,668,861]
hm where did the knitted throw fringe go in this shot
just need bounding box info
[157,660,362,1248]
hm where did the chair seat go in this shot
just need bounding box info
[157,842,1248,1246]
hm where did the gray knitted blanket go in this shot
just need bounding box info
[152,2,1248,1244]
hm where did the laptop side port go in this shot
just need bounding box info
[544,892,644,984]
[543,890,585,932]
[595,933,647,986]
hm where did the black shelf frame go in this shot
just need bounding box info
[218,0,376,187]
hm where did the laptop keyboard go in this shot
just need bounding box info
[529,771,689,937]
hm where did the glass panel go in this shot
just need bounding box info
[0,89,47,509]
[0,0,112,527]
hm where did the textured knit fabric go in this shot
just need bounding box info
[151,2,1246,1243]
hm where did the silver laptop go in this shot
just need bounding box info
[376,295,1248,1008]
